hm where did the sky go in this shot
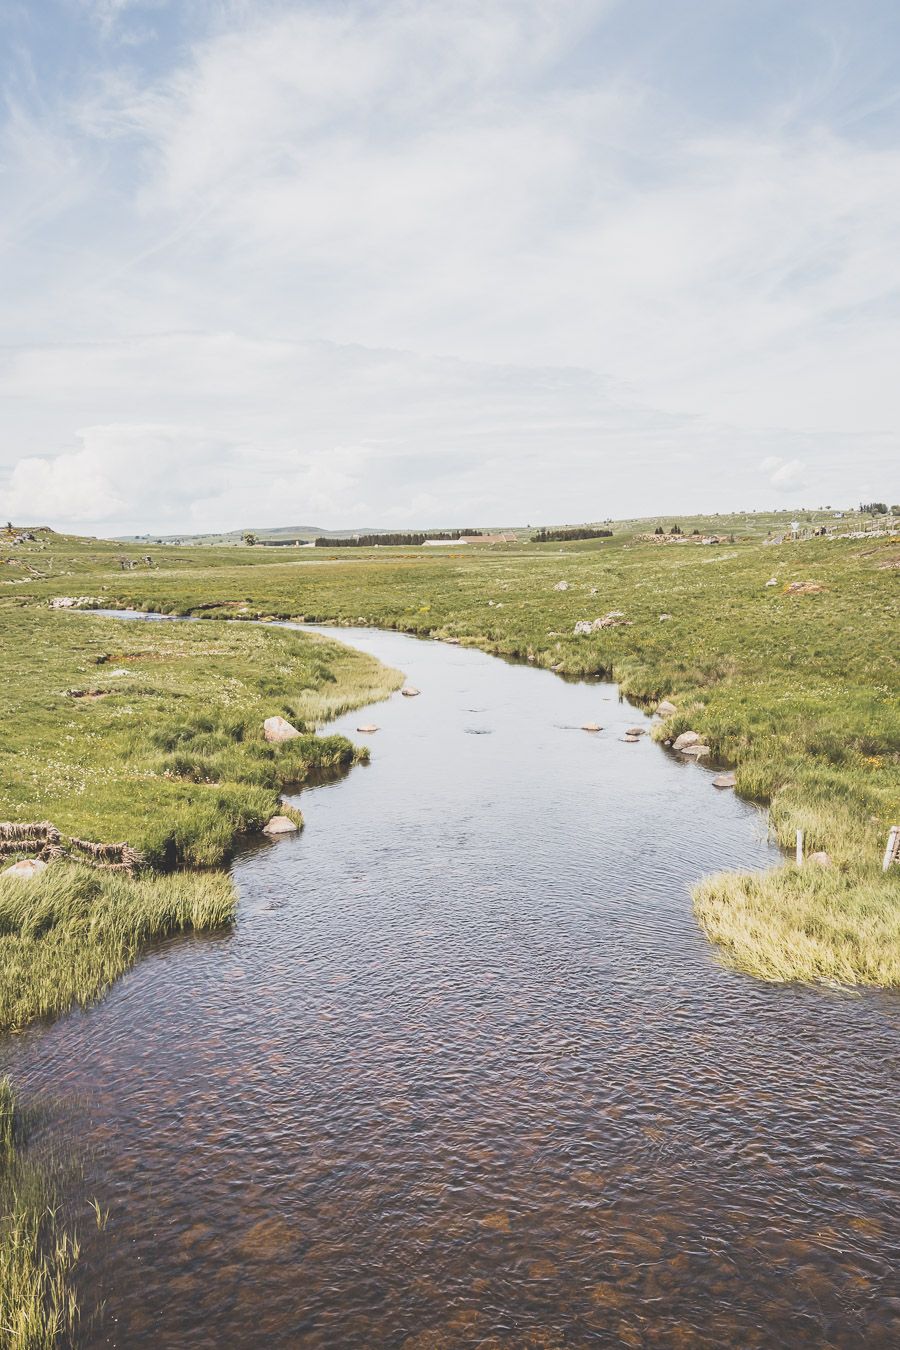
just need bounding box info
[1,0,898,535]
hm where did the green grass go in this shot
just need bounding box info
[0,865,236,1032]
[0,1079,79,1349]
[0,607,401,868]
[10,516,894,986]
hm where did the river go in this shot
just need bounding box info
[4,623,899,1347]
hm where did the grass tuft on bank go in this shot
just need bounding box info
[693,865,900,986]
[0,865,236,1032]
[0,1078,79,1350]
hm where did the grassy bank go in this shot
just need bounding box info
[0,607,402,868]
[0,593,401,1343]
[0,1079,78,1349]
[12,519,896,986]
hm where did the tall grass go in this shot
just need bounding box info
[0,1079,79,1349]
[0,865,236,1032]
[693,865,900,986]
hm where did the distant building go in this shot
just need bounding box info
[459,533,517,544]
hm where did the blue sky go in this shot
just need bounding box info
[1,0,898,532]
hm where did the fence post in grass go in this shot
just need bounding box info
[795,829,804,866]
[883,825,900,873]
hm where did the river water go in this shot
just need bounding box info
[4,624,899,1348]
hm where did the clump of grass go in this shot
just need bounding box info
[693,865,900,986]
[0,1078,79,1349]
[0,864,236,1032]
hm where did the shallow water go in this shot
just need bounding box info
[4,624,899,1348]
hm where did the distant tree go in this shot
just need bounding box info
[654,526,664,535]
[242,532,259,546]
[860,501,888,515]
[531,526,612,543]
[669,524,682,534]
[692,528,700,535]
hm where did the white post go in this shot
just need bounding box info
[883,826,900,873]
[796,829,804,866]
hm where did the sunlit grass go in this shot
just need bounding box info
[693,865,900,986]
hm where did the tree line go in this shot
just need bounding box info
[314,531,483,547]
[531,527,613,543]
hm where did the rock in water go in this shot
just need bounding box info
[623,735,640,743]
[713,772,736,789]
[681,744,711,757]
[401,686,420,697]
[357,724,379,733]
[672,730,700,750]
[625,727,645,736]
[581,722,602,732]
[263,716,301,743]
[2,858,48,879]
[262,816,299,836]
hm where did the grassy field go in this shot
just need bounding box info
[6,513,896,987]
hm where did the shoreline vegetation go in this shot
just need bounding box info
[0,603,401,1346]
[0,1079,79,1350]
[6,512,895,989]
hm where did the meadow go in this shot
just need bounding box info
[6,512,895,988]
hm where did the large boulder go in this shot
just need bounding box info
[673,730,700,750]
[262,815,299,836]
[2,858,48,879]
[264,716,301,743]
[656,700,677,717]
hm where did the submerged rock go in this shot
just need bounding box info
[262,816,299,836]
[357,724,379,733]
[2,858,48,879]
[581,722,602,732]
[264,716,301,743]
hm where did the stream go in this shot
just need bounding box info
[3,622,899,1347]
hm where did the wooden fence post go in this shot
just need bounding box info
[883,826,900,873]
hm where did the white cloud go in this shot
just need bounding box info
[1,1,898,530]
[761,455,807,492]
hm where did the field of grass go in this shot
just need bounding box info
[0,607,401,868]
[7,514,895,987]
